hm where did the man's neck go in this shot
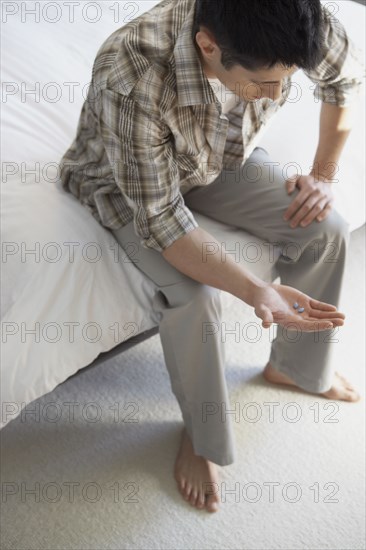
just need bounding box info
[194,39,217,79]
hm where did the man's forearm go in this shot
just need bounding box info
[309,101,355,181]
[162,226,267,307]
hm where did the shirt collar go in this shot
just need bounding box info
[173,0,216,107]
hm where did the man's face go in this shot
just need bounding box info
[195,27,299,102]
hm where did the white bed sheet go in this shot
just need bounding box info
[0,176,160,429]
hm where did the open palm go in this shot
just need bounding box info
[252,282,345,332]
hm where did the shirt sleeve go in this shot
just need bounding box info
[98,88,199,253]
[303,5,365,107]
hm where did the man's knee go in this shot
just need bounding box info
[282,207,350,262]
[317,208,350,246]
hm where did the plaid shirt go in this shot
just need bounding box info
[60,0,365,252]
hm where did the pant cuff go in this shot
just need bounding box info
[268,356,333,394]
[191,439,236,467]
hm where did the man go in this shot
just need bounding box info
[60,0,365,513]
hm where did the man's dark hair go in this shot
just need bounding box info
[192,0,327,72]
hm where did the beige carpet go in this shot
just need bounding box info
[1,225,365,550]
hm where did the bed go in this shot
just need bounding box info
[1,0,365,429]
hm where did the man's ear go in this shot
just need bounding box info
[196,27,218,56]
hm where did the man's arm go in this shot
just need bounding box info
[283,4,365,228]
[305,1,365,184]
[162,225,267,307]
[283,101,357,226]
[309,102,355,182]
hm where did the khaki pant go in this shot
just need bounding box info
[110,147,350,466]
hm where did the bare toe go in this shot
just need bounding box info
[196,492,206,509]
[344,388,361,402]
[184,484,192,500]
[322,384,361,402]
[177,477,185,493]
[206,494,219,513]
[189,490,198,507]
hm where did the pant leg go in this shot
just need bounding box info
[110,221,236,466]
[184,147,351,393]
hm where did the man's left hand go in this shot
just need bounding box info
[283,174,334,228]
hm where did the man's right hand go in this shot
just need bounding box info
[252,282,345,332]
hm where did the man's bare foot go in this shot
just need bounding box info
[263,362,361,402]
[174,428,220,513]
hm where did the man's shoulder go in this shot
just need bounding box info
[91,0,194,97]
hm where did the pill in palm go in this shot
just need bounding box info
[293,302,299,309]
[298,307,305,313]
